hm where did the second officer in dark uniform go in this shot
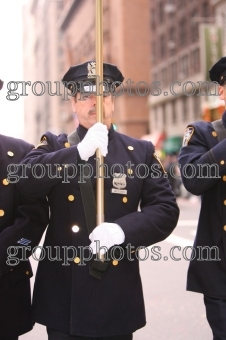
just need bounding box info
[17,62,179,340]
[179,57,226,340]
[0,79,48,340]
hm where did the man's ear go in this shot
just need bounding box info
[219,86,225,100]
[71,96,77,112]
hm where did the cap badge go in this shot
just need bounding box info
[87,61,96,78]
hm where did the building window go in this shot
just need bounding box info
[179,19,187,46]
[165,0,176,18]
[170,61,177,82]
[151,9,156,31]
[182,96,188,122]
[160,35,166,58]
[193,94,201,120]
[152,72,158,82]
[152,41,156,62]
[168,27,176,55]
[153,107,158,127]
[202,1,209,17]
[161,67,168,88]
[172,100,177,124]
[159,2,164,22]
[179,55,189,79]
[190,48,200,74]
[162,104,166,128]
[190,10,199,42]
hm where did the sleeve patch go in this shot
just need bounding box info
[182,127,194,146]
[35,136,48,148]
[153,152,166,173]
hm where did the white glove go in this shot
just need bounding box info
[89,222,125,255]
[77,122,108,161]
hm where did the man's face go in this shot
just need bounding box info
[71,92,115,129]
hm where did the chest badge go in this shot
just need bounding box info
[111,173,127,195]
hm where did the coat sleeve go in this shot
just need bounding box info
[178,123,226,196]
[16,132,81,197]
[114,142,180,248]
[0,192,49,277]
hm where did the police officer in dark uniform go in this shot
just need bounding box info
[179,57,226,340]
[0,79,48,340]
[17,62,179,340]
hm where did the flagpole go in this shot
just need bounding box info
[95,0,105,260]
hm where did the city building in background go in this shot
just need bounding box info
[148,0,225,155]
[23,0,65,144]
[23,0,150,143]
[23,0,226,149]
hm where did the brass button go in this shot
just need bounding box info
[112,260,118,266]
[7,151,14,157]
[64,142,70,148]
[0,209,5,217]
[223,176,226,182]
[220,160,225,165]
[74,257,80,264]
[212,131,217,137]
[25,271,30,275]
[224,225,226,231]
[127,169,133,175]
[128,146,134,151]
[72,225,79,233]
[2,178,9,186]
[122,197,128,203]
[68,195,75,201]
[224,200,226,206]
[57,166,62,171]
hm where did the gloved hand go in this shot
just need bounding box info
[89,222,125,255]
[77,122,108,161]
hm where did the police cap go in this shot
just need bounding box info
[209,57,226,85]
[62,61,124,93]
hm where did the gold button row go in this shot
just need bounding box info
[73,257,119,266]
[68,195,127,204]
